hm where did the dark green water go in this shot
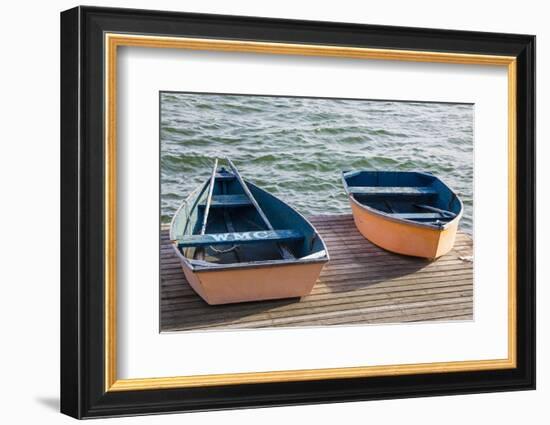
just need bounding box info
[160,92,473,233]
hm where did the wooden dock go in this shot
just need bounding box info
[160,214,473,332]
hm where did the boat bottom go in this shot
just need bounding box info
[181,261,325,305]
[349,200,459,259]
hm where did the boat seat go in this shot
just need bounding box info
[215,172,235,181]
[348,186,437,198]
[389,212,447,220]
[177,229,304,248]
[199,194,252,208]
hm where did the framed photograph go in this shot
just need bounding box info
[60,6,535,419]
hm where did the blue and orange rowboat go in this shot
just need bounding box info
[342,170,463,259]
[170,158,329,305]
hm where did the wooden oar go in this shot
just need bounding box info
[226,158,295,260]
[196,158,218,260]
[414,203,457,219]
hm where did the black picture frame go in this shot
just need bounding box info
[60,5,535,419]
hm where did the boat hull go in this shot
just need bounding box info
[349,199,459,259]
[180,261,324,305]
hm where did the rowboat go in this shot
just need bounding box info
[342,170,463,259]
[170,159,329,305]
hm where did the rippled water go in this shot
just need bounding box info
[161,92,473,233]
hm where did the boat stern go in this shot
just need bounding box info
[182,260,326,305]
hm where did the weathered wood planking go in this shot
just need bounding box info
[160,214,473,332]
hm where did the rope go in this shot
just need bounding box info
[209,244,239,254]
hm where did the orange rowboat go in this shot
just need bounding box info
[170,159,329,305]
[342,170,464,259]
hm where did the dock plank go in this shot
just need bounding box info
[160,214,473,331]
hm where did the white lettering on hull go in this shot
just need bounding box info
[209,231,275,242]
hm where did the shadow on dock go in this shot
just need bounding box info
[160,214,473,332]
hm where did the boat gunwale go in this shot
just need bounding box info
[168,179,210,241]
[341,170,464,231]
[169,176,330,272]
[176,250,329,272]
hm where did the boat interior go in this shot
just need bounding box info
[173,160,326,265]
[343,170,462,226]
